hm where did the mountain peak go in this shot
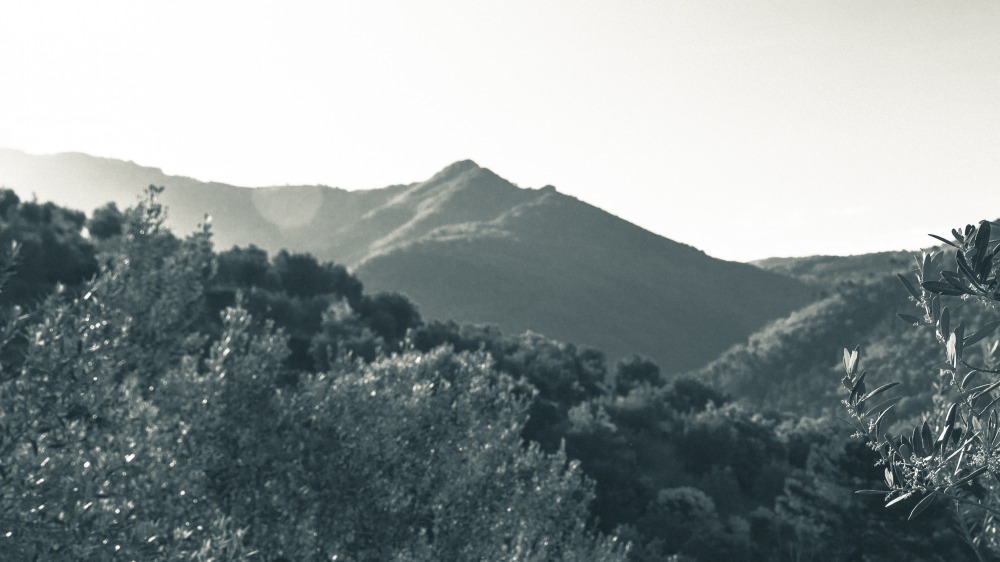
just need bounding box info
[432,159,481,180]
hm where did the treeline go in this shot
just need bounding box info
[0,186,973,560]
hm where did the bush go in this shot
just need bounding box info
[0,186,626,560]
[841,220,1000,559]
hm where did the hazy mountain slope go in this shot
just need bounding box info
[357,185,819,373]
[0,148,820,372]
[0,148,407,262]
[752,251,916,288]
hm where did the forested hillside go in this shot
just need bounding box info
[0,186,980,560]
[0,149,820,374]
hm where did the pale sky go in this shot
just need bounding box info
[2,1,999,261]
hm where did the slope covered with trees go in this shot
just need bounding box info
[0,188,626,560]
[0,185,977,560]
[0,149,820,374]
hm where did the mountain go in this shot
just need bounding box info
[752,251,917,288]
[0,148,819,372]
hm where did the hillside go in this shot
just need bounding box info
[355,176,820,372]
[0,148,820,372]
[709,231,999,418]
[752,251,917,288]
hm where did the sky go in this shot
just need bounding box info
[1,0,999,262]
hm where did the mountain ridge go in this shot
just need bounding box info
[0,148,819,372]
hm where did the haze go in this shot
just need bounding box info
[2,0,998,261]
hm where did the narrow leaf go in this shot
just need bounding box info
[953,466,988,488]
[921,421,934,454]
[912,426,924,457]
[928,233,959,249]
[844,347,860,377]
[965,321,1000,347]
[957,251,977,280]
[896,313,923,326]
[897,274,921,299]
[972,380,1000,401]
[922,281,965,297]
[947,332,959,368]
[937,403,958,445]
[886,494,912,508]
[867,395,902,415]
[859,382,900,404]
[976,221,992,261]
[908,492,937,520]
[939,307,951,339]
[962,371,980,390]
[978,393,1000,418]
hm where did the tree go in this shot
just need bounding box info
[0,186,627,560]
[86,202,125,241]
[841,220,1000,560]
[613,355,663,396]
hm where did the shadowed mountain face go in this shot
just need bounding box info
[0,148,819,372]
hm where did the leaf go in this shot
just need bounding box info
[897,274,921,299]
[867,395,902,415]
[921,421,933,454]
[896,313,923,326]
[921,252,932,277]
[945,402,958,428]
[978,393,1000,418]
[962,371,980,390]
[912,426,925,457]
[976,221,992,262]
[886,494,912,508]
[971,380,1000,401]
[953,466,988,488]
[855,489,889,495]
[957,251,978,281]
[908,492,936,520]
[850,371,868,405]
[844,347,860,377]
[874,406,896,439]
[965,321,1000,347]
[937,403,958,445]
[859,382,900,405]
[941,270,967,289]
[928,233,959,249]
[922,281,965,297]
[939,307,951,339]
[835,416,867,435]
[947,332,959,368]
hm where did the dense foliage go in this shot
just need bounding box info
[841,220,1000,560]
[0,188,625,560]
[0,185,982,560]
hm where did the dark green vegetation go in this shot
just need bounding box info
[0,149,818,374]
[0,185,982,560]
[0,189,624,560]
[838,221,1000,560]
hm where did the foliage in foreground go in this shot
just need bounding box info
[0,185,983,560]
[842,220,1000,560]
[0,189,625,560]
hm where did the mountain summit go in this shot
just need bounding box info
[0,149,817,371]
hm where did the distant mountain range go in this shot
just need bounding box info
[0,148,819,372]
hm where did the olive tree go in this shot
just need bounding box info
[841,220,1000,559]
